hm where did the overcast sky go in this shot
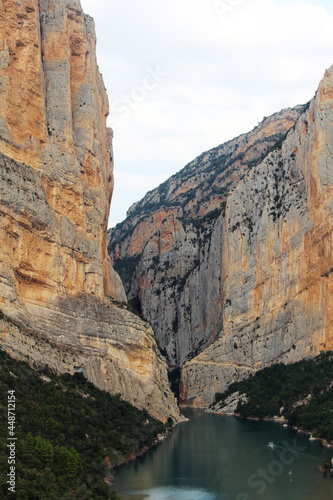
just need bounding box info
[80,0,333,227]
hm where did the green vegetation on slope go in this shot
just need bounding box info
[112,254,141,290]
[0,349,166,499]
[214,352,333,442]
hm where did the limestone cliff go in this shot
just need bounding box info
[109,107,303,366]
[109,66,333,408]
[0,0,181,422]
[180,65,333,407]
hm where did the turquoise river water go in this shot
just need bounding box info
[115,410,333,500]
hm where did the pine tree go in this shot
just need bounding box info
[66,447,82,480]
[23,432,35,455]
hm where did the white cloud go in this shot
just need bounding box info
[80,0,333,227]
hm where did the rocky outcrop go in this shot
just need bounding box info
[180,65,333,407]
[0,300,181,422]
[0,0,181,422]
[109,107,303,366]
[208,392,248,415]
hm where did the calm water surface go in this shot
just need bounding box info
[115,410,333,500]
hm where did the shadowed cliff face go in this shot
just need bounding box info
[109,66,333,407]
[0,0,182,422]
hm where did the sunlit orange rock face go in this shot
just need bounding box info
[0,0,182,423]
[0,0,116,302]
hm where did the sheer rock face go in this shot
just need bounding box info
[109,66,333,408]
[0,0,181,422]
[0,0,117,301]
[109,107,303,367]
[180,66,333,407]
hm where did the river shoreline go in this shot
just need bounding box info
[107,424,177,487]
[212,410,333,449]
[109,411,189,486]
[114,410,333,499]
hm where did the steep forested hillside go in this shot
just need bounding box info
[0,350,167,499]
[213,352,333,443]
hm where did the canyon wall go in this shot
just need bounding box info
[110,66,333,407]
[0,0,181,422]
[109,107,303,366]
[180,66,333,407]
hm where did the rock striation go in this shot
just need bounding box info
[0,0,181,422]
[109,66,333,408]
